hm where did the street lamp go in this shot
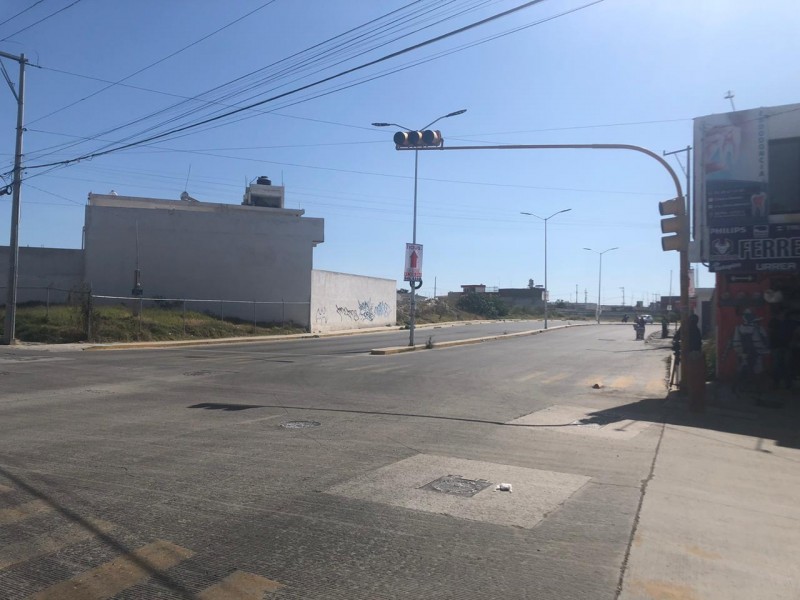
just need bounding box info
[521,208,571,329]
[372,109,466,346]
[583,247,618,324]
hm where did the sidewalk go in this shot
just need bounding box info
[620,382,800,600]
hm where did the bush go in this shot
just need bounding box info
[456,293,509,318]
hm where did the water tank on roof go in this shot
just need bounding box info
[256,176,272,185]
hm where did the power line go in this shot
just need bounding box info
[0,0,84,42]
[20,0,571,172]
[20,0,462,161]
[25,0,280,126]
[0,0,47,29]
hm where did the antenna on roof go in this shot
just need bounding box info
[724,90,736,111]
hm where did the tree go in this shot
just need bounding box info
[456,293,509,318]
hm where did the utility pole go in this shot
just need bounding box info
[620,287,625,307]
[575,284,578,306]
[584,288,587,305]
[1,51,26,345]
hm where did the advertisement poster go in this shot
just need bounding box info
[708,222,800,273]
[404,243,423,282]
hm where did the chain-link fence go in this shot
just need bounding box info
[1,286,309,342]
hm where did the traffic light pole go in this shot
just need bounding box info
[409,148,421,346]
[374,109,466,347]
[401,142,690,390]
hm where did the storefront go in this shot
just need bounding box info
[693,103,800,380]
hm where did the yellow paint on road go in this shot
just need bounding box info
[516,371,544,382]
[0,499,51,524]
[198,570,284,599]
[0,518,115,570]
[610,375,635,389]
[646,376,668,396]
[30,539,194,600]
[540,373,568,384]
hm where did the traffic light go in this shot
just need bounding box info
[659,197,688,252]
[394,129,443,148]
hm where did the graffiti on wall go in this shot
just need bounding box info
[375,301,390,317]
[358,300,375,321]
[333,299,392,323]
[315,307,328,324]
[336,305,360,321]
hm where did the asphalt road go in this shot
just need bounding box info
[0,323,671,599]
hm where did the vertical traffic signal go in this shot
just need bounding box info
[659,197,688,252]
[394,129,443,148]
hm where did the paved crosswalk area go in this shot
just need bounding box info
[0,482,283,599]
[0,325,673,599]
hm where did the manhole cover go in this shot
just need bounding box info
[184,370,212,376]
[420,474,492,497]
[281,420,321,429]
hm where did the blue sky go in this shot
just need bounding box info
[1,0,798,305]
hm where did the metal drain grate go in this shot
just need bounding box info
[281,420,321,429]
[420,475,492,497]
[184,370,212,376]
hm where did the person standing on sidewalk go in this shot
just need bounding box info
[769,309,797,390]
[674,313,702,353]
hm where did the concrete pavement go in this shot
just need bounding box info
[619,381,800,600]
[0,330,800,600]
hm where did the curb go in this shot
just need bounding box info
[370,323,584,355]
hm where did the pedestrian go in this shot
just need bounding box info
[674,314,702,353]
[731,309,769,383]
[768,309,794,390]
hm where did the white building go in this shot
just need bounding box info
[2,180,396,332]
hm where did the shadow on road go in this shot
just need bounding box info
[186,387,799,451]
[0,464,198,599]
[580,384,800,451]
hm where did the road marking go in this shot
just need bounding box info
[29,539,194,600]
[540,373,568,384]
[516,371,544,382]
[610,375,634,388]
[344,364,393,371]
[198,570,284,599]
[0,499,51,524]
[646,377,667,395]
[0,518,115,570]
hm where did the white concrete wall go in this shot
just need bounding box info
[310,270,396,333]
[83,196,323,327]
[0,247,84,304]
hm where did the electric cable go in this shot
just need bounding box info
[19,0,561,172]
[20,0,458,160]
[0,0,48,29]
[0,0,84,42]
[25,0,280,127]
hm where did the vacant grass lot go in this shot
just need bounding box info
[1,304,306,344]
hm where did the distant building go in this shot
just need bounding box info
[461,284,487,294]
[2,180,396,332]
[447,284,544,309]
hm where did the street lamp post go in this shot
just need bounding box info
[372,109,466,346]
[521,208,571,329]
[583,247,618,324]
